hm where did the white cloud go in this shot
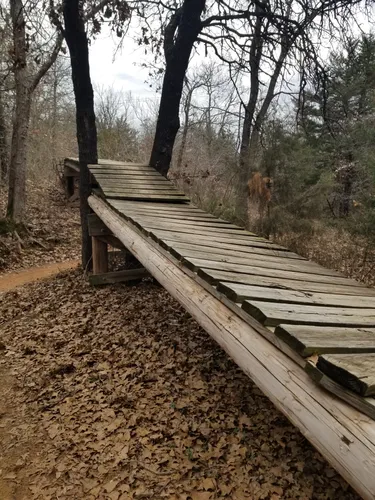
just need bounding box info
[89,28,158,98]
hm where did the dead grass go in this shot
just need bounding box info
[0,270,359,499]
[275,223,375,287]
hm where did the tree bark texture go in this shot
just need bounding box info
[0,92,9,182]
[176,85,193,171]
[63,0,98,270]
[7,0,29,221]
[149,0,205,177]
[7,0,62,221]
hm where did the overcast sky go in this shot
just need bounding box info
[89,28,158,99]
[87,14,373,118]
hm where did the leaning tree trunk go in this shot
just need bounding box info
[7,0,62,221]
[176,85,193,171]
[63,0,98,270]
[7,0,29,221]
[149,0,205,176]
[7,90,31,221]
[0,92,9,183]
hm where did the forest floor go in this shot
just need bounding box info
[0,180,81,273]
[0,182,361,499]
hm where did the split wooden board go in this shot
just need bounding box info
[183,255,341,278]
[163,239,304,260]
[196,260,358,286]
[242,300,375,327]
[275,324,375,356]
[148,228,289,251]
[217,283,375,307]
[317,354,375,396]
[200,269,375,296]
[305,362,375,420]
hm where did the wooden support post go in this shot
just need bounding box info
[65,175,75,198]
[92,236,108,274]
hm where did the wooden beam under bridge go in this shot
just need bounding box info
[88,193,375,500]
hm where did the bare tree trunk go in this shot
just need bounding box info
[176,85,193,170]
[7,0,29,221]
[149,0,205,176]
[51,63,58,165]
[238,12,264,176]
[7,0,62,221]
[237,13,264,220]
[0,92,9,182]
[63,0,98,270]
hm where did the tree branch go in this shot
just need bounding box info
[31,31,63,92]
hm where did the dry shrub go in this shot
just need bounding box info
[274,222,375,287]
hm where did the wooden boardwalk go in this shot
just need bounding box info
[68,159,375,498]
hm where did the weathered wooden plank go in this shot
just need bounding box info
[116,205,216,216]
[162,239,303,260]
[185,255,340,277]
[92,167,150,172]
[93,173,165,180]
[89,164,153,171]
[116,208,228,221]
[89,267,149,286]
[64,158,80,172]
[317,354,375,396]
[91,171,158,179]
[64,165,79,177]
[97,179,178,190]
[127,215,240,229]
[102,188,185,195]
[179,252,340,277]
[275,324,375,356]
[94,176,172,184]
[242,300,375,327]
[110,200,209,212]
[118,211,220,223]
[102,185,180,192]
[191,258,354,285]
[130,215,233,226]
[305,362,375,421]
[95,162,149,167]
[92,173,168,181]
[218,283,375,307]
[200,269,375,296]
[141,221,257,238]
[88,194,375,499]
[95,159,140,165]
[91,170,162,177]
[104,191,187,200]
[94,183,173,190]
[149,228,289,251]
[105,193,189,201]
[140,222,247,235]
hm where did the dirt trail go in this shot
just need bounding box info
[0,260,80,293]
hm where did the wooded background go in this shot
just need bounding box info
[0,0,374,282]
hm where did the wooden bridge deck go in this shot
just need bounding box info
[68,159,375,498]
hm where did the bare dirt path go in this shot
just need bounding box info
[0,260,79,293]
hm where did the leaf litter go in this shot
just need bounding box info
[0,268,361,499]
[0,181,81,273]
